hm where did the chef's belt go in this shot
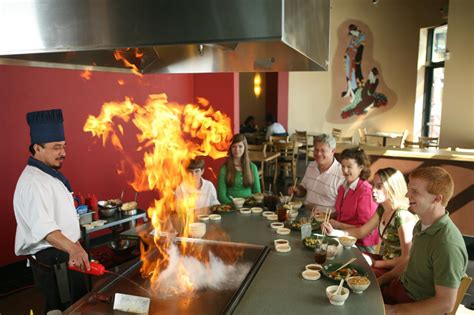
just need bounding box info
[28,248,72,304]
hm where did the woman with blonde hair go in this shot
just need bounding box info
[217,134,261,204]
[322,167,418,278]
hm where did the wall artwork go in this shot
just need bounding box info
[329,21,396,122]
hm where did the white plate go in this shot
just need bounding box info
[209,214,221,221]
[270,222,284,229]
[302,270,321,280]
[275,244,291,253]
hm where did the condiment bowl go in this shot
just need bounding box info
[338,235,357,248]
[346,276,371,293]
[232,198,246,209]
[326,285,350,305]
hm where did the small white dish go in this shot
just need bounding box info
[209,214,221,221]
[239,208,251,214]
[262,211,274,217]
[326,286,350,306]
[267,214,278,221]
[275,244,291,253]
[198,215,209,221]
[82,224,94,230]
[276,227,291,235]
[305,263,323,272]
[274,239,289,247]
[270,222,284,229]
[302,270,321,281]
[251,207,263,214]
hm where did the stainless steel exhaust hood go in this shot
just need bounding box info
[0,0,330,74]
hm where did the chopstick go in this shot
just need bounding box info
[120,190,125,201]
[334,257,357,272]
[289,180,297,201]
[134,191,139,203]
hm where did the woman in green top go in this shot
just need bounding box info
[218,134,261,204]
[322,167,418,279]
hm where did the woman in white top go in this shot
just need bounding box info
[175,158,220,209]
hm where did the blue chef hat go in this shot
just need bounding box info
[26,109,65,144]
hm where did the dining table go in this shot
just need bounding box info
[365,131,404,147]
[118,206,385,314]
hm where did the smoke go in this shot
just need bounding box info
[152,243,251,297]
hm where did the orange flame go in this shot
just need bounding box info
[114,48,144,77]
[117,79,125,86]
[80,70,92,80]
[84,93,234,295]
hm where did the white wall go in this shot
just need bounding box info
[288,0,449,145]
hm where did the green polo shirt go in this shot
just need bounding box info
[217,163,261,204]
[401,212,468,301]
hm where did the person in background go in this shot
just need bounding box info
[218,134,261,204]
[322,167,417,278]
[265,114,287,140]
[13,109,90,313]
[288,134,344,209]
[328,147,379,252]
[382,167,468,315]
[240,115,258,134]
[175,158,220,209]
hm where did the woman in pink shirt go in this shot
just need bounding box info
[330,147,379,252]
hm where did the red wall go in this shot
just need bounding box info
[0,65,238,266]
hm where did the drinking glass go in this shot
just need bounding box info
[300,217,312,240]
[314,239,328,264]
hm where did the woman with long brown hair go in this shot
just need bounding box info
[217,134,261,204]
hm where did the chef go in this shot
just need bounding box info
[13,109,90,312]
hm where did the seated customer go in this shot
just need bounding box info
[240,115,258,134]
[175,159,220,209]
[218,134,261,204]
[382,167,468,315]
[329,147,379,252]
[265,114,287,140]
[322,167,418,278]
[288,134,344,209]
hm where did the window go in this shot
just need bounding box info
[422,24,447,138]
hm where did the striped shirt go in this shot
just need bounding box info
[300,159,344,209]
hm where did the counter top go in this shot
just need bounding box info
[336,144,474,162]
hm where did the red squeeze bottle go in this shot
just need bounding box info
[68,261,106,276]
[90,194,99,220]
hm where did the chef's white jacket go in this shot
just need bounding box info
[14,165,80,256]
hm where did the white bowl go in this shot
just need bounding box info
[338,236,357,248]
[346,276,371,293]
[275,244,291,253]
[288,201,303,209]
[253,193,264,202]
[232,198,246,209]
[270,222,284,229]
[251,207,263,214]
[276,227,291,235]
[267,214,278,221]
[209,214,221,221]
[197,215,209,221]
[189,222,206,238]
[240,208,251,214]
[274,239,289,247]
[302,270,321,280]
[326,286,350,305]
[305,263,323,272]
[288,210,298,220]
[262,211,274,217]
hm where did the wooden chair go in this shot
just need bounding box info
[269,135,289,143]
[398,129,409,148]
[294,130,313,165]
[248,144,268,190]
[332,128,342,139]
[419,136,439,149]
[404,140,422,148]
[358,128,367,144]
[447,274,472,315]
[272,140,298,185]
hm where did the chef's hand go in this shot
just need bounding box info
[68,243,90,271]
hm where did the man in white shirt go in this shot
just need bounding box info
[288,134,344,210]
[265,114,287,140]
[14,109,89,312]
[175,159,220,210]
